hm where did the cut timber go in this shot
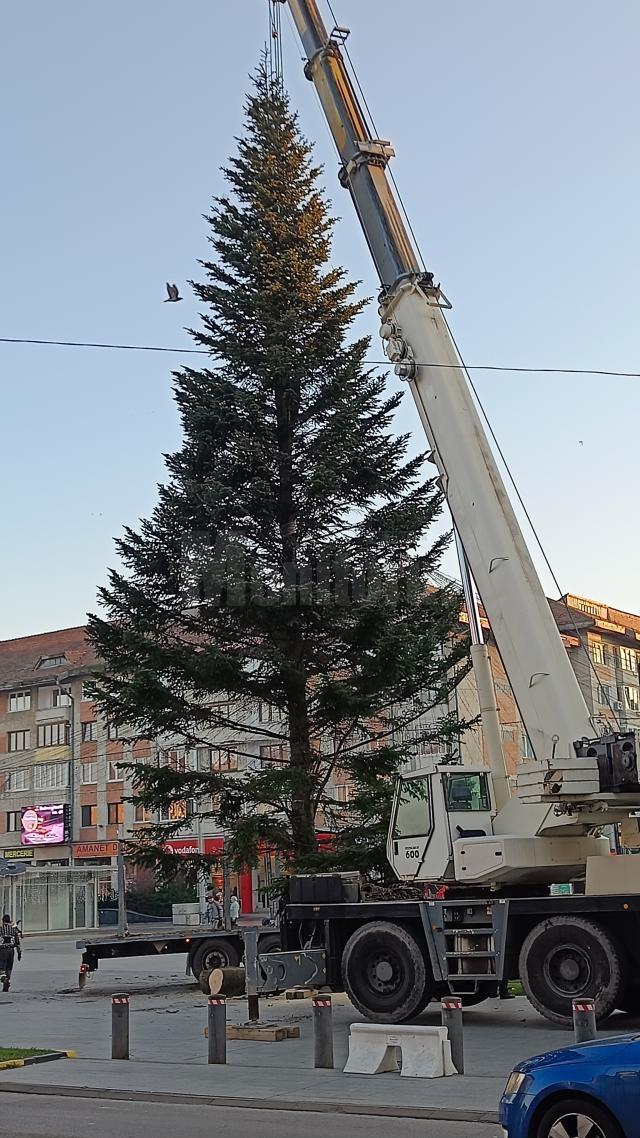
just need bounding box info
[209,967,246,997]
[285,988,317,999]
[204,1024,299,1040]
[227,1023,288,1042]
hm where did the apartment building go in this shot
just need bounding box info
[553,594,640,733]
[0,621,467,888]
[2,590,636,892]
[0,627,95,867]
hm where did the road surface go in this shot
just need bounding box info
[0,1095,501,1138]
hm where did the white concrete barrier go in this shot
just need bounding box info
[343,1022,457,1078]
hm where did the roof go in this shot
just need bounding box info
[547,597,594,634]
[0,626,97,691]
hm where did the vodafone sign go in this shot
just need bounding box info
[164,839,199,855]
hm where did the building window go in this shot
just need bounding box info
[34,762,69,790]
[107,723,120,741]
[38,655,66,669]
[258,702,283,723]
[81,805,97,827]
[211,747,240,772]
[81,682,94,702]
[37,722,69,748]
[590,642,604,666]
[8,691,31,713]
[196,747,212,772]
[81,762,97,784]
[134,804,155,823]
[38,687,70,710]
[6,769,29,793]
[521,733,535,760]
[81,721,96,743]
[159,749,185,771]
[158,801,187,823]
[108,761,123,782]
[624,686,640,712]
[8,730,30,753]
[575,600,601,617]
[6,811,20,832]
[259,744,289,765]
[620,647,637,673]
[107,802,124,825]
[334,784,351,803]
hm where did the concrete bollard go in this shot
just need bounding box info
[441,997,464,1074]
[112,993,130,1060]
[312,994,334,1069]
[573,999,596,1044]
[208,996,227,1065]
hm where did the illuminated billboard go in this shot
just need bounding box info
[21,804,69,847]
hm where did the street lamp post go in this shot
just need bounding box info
[56,680,76,862]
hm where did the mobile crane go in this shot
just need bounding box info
[76,0,640,1029]
[274,0,640,1026]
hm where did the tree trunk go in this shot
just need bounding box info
[286,669,318,860]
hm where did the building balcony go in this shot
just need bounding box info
[35,705,72,724]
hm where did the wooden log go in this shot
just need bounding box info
[206,967,246,997]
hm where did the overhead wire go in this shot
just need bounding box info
[1,337,639,379]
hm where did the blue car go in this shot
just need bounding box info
[500,1034,640,1138]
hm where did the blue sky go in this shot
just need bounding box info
[2,0,639,640]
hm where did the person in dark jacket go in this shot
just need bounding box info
[0,914,22,992]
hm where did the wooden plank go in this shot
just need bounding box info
[226,1024,287,1042]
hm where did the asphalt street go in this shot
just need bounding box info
[0,1094,503,1138]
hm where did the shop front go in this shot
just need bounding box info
[0,866,105,932]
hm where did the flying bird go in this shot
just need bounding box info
[164,282,182,303]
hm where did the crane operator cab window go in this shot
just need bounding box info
[444,773,491,813]
[392,777,432,840]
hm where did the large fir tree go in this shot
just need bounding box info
[87,66,470,882]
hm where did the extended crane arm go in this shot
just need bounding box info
[280,0,595,767]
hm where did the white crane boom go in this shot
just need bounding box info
[279,1,640,886]
[280,0,594,765]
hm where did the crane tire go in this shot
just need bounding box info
[342,921,432,1023]
[257,933,281,955]
[190,938,241,979]
[519,916,624,1026]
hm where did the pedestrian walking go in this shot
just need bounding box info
[230,889,240,927]
[206,892,223,927]
[0,913,22,992]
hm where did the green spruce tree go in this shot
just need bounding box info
[87,65,470,883]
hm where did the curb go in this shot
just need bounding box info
[0,1081,499,1123]
[0,1052,75,1072]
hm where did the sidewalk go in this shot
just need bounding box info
[0,1057,502,1123]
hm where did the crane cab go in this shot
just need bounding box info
[387,764,495,883]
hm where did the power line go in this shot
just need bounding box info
[0,337,207,356]
[1,337,638,379]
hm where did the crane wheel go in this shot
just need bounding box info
[519,916,624,1026]
[190,938,241,979]
[342,921,433,1023]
